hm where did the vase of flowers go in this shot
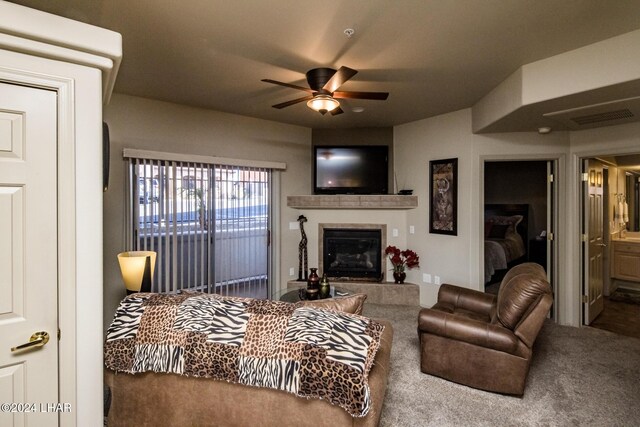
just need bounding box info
[384,245,420,284]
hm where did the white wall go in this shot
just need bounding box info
[103,95,640,329]
[394,109,572,319]
[395,107,640,326]
[103,94,311,330]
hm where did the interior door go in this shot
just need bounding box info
[546,160,557,318]
[0,82,58,426]
[584,159,605,324]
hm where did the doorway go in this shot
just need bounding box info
[581,154,640,338]
[482,159,558,317]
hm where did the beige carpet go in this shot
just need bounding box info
[362,303,640,427]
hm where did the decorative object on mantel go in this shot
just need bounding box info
[398,189,413,195]
[306,267,320,299]
[297,215,308,281]
[429,158,458,235]
[384,245,420,284]
[319,273,331,298]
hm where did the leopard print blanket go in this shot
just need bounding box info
[104,292,385,417]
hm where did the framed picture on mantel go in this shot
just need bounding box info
[429,158,457,235]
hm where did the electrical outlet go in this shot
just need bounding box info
[392,228,399,237]
[409,225,415,234]
[289,221,299,230]
[289,267,295,276]
[423,273,431,283]
[434,276,441,285]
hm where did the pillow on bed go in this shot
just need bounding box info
[487,215,523,237]
[301,293,367,315]
[487,224,510,238]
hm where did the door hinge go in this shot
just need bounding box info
[57,328,61,340]
[581,173,589,182]
[549,174,554,183]
[548,232,554,241]
[582,295,589,304]
[267,230,271,246]
[581,234,588,242]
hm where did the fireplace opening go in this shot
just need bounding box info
[322,228,383,281]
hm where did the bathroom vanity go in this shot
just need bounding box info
[611,232,640,283]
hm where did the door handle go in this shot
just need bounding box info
[11,331,50,352]
[596,243,607,247]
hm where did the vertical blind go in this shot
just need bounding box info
[124,151,277,299]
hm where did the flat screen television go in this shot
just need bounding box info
[314,145,389,195]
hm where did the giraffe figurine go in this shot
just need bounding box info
[297,215,308,281]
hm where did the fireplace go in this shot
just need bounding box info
[319,224,386,281]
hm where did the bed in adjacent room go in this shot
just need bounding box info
[484,204,528,284]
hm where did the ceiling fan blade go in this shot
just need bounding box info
[333,91,389,100]
[330,106,344,116]
[322,66,358,93]
[262,79,314,93]
[272,95,314,109]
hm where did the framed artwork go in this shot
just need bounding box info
[429,158,457,235]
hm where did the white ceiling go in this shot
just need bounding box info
[9,0,640,129]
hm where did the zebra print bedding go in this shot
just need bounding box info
[104,292,385,417]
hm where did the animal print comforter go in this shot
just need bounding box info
[104,292,385,417]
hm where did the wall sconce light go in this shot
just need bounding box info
[596,172,602,186]
[589,171,596,185]
[117,251,156,294]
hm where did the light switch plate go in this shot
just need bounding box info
[289,267,295,276]
[423,273,431,283]
[409,225,415,234]
[289,222,299,230]
[434,276,441,285]
[392,228,399,237]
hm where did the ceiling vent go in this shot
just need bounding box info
[544,96,640,130]
[571,109,634,126]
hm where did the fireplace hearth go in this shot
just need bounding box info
[320,224,386,281]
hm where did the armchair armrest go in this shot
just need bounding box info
[438,284,496,317]
[418,308,519,354]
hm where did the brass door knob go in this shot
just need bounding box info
[11,331,50,352]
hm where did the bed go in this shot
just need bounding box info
[484,204,528,284]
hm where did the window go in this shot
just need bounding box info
[124,150,284,299]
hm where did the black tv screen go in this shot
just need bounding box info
[314,146,389,194]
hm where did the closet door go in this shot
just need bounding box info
[0,82,58,426]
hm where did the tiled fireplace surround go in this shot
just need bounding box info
[286,196,419,305]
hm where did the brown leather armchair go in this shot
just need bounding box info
[418,263,552,395]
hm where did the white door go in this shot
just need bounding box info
[0,82,58,426]
[584,159,605,324]
[546,160,558,318]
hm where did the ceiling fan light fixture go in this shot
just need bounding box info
[307,94,340,113]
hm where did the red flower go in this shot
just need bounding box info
[384,245,420,273]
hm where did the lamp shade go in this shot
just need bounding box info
[117,251,156,293]
[307,95,340,113]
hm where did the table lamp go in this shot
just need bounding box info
[117,251,156,294]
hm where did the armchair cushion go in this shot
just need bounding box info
[437,284,496,318]
[419,309,519,354]
[496,264,552,330]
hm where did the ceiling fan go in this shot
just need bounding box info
[262,66,389,115]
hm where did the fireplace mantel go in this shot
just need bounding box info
[287,195,417,210]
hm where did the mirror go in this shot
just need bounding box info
[625,172,640,231]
